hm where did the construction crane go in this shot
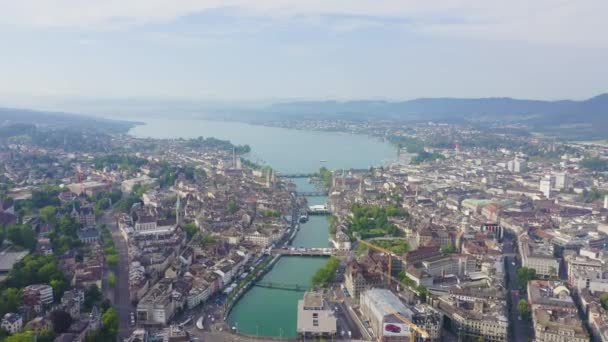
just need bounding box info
[357,238,398,286]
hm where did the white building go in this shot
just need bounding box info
[539,176,554,198]
[507,158,527,173]
[360,289,414,341]
[518,234,560,277]
[554,173,571,191]
[296,292,337,339]
[1,313,22,334]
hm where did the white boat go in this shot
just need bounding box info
[196,316,204,330]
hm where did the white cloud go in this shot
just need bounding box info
[0,0,606,46]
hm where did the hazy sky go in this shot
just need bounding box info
[1,0,607,103]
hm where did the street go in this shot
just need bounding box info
[503,234,533,342]
[102,211,134,339]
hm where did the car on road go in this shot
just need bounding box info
[130,312,136,326]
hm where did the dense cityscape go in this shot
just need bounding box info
[0,115,607,342]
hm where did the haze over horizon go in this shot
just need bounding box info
[1,0,608,108]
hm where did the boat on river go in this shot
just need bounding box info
[196,316,204,330]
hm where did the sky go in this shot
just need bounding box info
[0,0,607,106]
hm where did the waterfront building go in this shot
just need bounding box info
[344,260,383,301]
[136,278,176,325]
[296,292,337,339]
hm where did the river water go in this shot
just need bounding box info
[127,118,397,337]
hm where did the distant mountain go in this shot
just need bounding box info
[0,107,137,133]
[265,94,608,138]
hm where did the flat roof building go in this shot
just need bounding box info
[296,292,337,339]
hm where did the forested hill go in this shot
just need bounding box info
[264,93,608,138]
[0,107,136,133]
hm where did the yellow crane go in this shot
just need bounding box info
[358,239,429,341]
[357,238,397,286]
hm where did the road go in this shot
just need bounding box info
[102,211,134,339]
[503,234,533,342]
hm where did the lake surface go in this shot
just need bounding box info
[128,118,397,174]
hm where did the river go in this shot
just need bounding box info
[127,118,397,337]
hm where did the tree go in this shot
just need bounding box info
[516,267,537,289]
[50,310,73,334]
[6,224,36,250]
[5,331,36,342]
[600,293,608,310]
[312,257,340,287]
[107,272,117,288]
[227,200,238,214]
[441,243,457,254]
[0,288,23,317]
[84,284,102,310]
[101,308,119,339]
[183,223,198,240]
[106,254,119,266]
[416,285,428,302]
[517,299,530,319]
[39,205,57,223]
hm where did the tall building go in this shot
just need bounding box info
[539,176,553,198]
[507,158,527,173]
[554,173,570,191]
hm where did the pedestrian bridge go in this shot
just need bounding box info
[296,191,329,197]
[254,281,308,292]
[307,205,331,215]
[279,173,317,178]
[271,248,336,256]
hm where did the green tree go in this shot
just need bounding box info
[517,299,530,318]
[581,158,608,172]
[107,272,117,288]
[106,254,119,267]
[441,243,457,254]
[516,267,537,289]
[600,293,608,310]
[39,205,57,223]
[5,331,36,342]
[183,223,198,240]
[101,308,119,339]
[312,257,340,287]
[84,284,102,310]
[0,288,23,316]
[416,285,428,302]
[6,224,36,250]
[227,200,238,214]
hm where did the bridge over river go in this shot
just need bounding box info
[271,248,336,256]
[253,281,308,292]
